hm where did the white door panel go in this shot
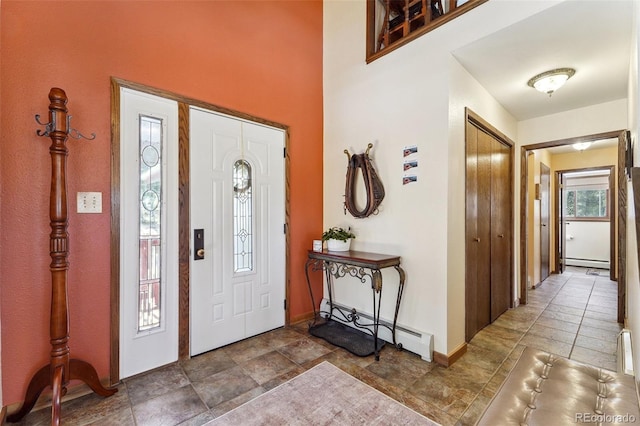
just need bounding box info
[190,108,285,356]
[120,88,178,379]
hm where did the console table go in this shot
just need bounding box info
[304,249,405,360]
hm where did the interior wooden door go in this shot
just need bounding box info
[465,123,491,340]
[465,117,513,341]
[465,121,479,340]
[540,163,551,281]
[490,136,511,321]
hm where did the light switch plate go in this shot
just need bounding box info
[77,192,102,213]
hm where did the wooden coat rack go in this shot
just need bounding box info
[7,88,117,425]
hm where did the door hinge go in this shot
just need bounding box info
[284,223,287,234]
[283,147,287,158]
[284,299,287,310]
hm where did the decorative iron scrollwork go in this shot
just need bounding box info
[327,262,371,286]
[35,113,96,140]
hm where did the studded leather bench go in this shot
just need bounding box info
[477,346,639,425]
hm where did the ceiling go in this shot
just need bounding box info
[452,0,633,122]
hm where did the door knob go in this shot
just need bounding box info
[498,234,504,238]
[474,237,480,242]
[197,248,205,258]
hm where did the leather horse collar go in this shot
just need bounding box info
[344,143,385,218]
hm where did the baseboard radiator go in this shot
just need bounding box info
[565,257,610,269]
[319,298,434,362]
[618,329,634,376]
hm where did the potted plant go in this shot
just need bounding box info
[322,226,356,251]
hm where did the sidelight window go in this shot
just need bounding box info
[138,115,163,331]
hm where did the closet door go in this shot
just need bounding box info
[465,119,513,341]
[465,121,479,340]
[490,136,511,321]
[477,129,494,326]
[465,122,491,339]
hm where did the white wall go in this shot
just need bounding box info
[518,99,628,145]
[565,221,610,264]
[323,0,559,356]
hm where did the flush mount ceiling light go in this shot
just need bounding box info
[572,142,592,151]
[527,68,576,96]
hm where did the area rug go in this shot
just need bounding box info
[206,361,439,425]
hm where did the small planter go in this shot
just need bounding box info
[327,238,351,252]
[322,227,355,252]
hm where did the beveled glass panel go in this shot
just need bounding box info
[233,159,253,272]
[138,115,162,331]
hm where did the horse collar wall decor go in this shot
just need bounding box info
[344,143,385,218]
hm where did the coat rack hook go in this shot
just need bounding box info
[34,114,54,137]
[68,128,96,140]
[34,113,95,140]
[67,115,96,140]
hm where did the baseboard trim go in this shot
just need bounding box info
[5,377,114,417]
[433,342,467,367]
[289,311,315,325]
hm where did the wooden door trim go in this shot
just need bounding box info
[553,166,615,280]
[519,130,626,315]
[539,162,551,283]
[109,82,121,384]
[618,131,630,323]
[466,109,514,149]
[110,77,291,384]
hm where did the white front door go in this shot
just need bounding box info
[190,107,285,356]
[120,88,179,378]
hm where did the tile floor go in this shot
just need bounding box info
[10,267,622,425]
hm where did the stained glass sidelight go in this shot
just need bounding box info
[138,116,162,331]
[233,159,253,272]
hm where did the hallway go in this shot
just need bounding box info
[518,266,620,371]
[10,268,621,426]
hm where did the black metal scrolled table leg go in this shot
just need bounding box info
[304,258,319,326]
[372,269,383,360]
[392,265,406,350]
[324,261,335,317]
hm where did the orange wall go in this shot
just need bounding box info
[0,1,323,404]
